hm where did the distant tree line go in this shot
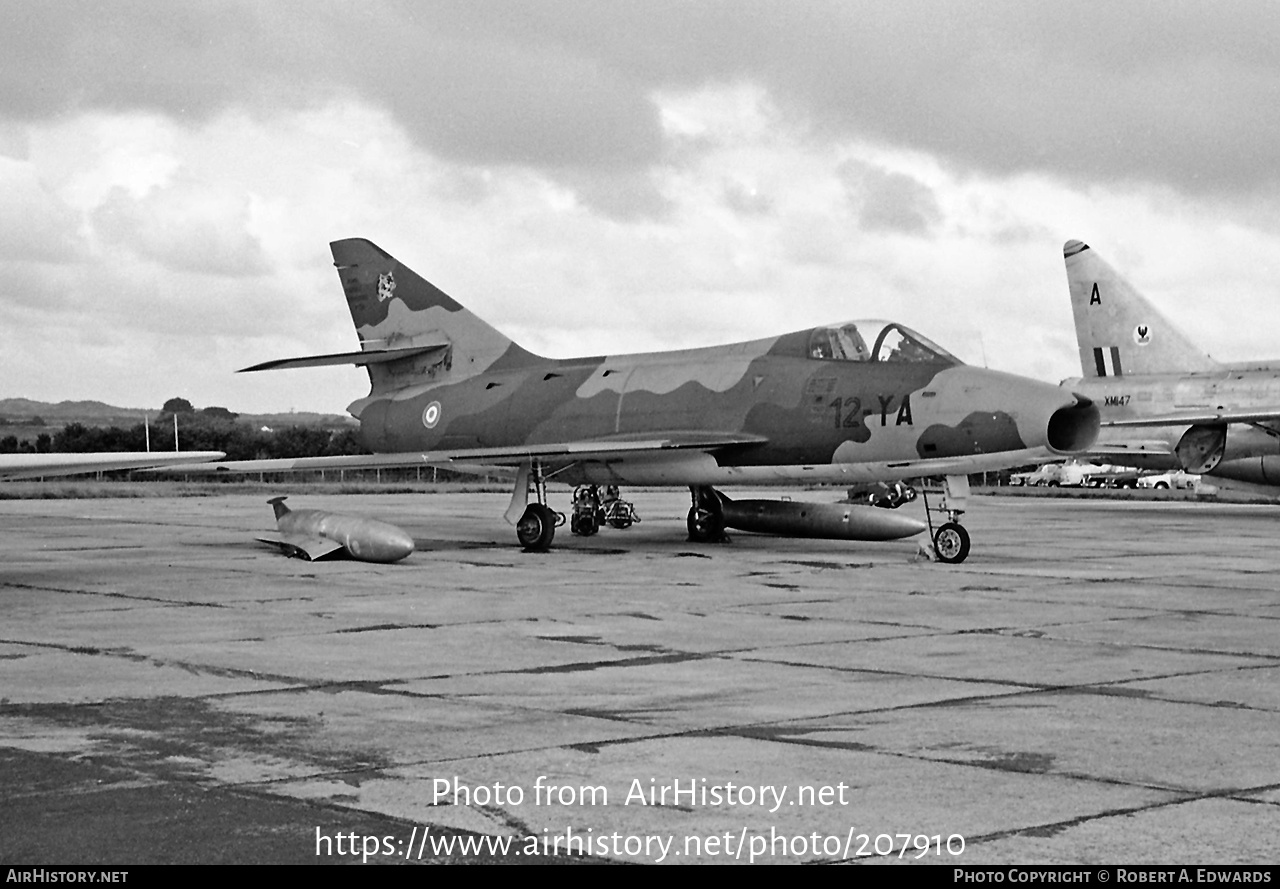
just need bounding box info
[39,420,366,460]
[1,433,53,454]
[0,397,369,460]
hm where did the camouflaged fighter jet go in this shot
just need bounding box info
[192,238,1101,563]
[1062,240,1280,486]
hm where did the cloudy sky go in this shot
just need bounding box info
[4,1,1280,415]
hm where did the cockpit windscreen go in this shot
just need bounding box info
[806,321,959,365]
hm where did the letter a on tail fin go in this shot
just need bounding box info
[329,238,542,389]
[1063,240,1219,378]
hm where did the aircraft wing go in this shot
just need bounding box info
[1086,442,1176,457]
[0,451,225,481]
[255,534,346,561]
[1104,410,1280,427]
[151,432,769,474]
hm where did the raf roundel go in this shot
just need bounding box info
[422,401,442,429]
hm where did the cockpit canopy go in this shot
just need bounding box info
[806,320,960,365]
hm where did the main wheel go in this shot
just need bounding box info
[933,522,970,564]
[517,504,557,551]
[687,505,725,542]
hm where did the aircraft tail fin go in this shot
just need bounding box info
[329,238,541,393]
[1063,240,1220,377]
[268,495,291,520]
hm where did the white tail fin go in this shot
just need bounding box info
[1063,240,1219,377]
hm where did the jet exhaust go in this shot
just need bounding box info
[1046,396,1100,454]
[717,495,926,542]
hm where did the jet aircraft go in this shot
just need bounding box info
[180,238,1101,563]
[258,496,415,563]
[1062,240,1280,485]
[0,451,224,480]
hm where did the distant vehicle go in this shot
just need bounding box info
[1136,471,1200,490]
[1010,464,1063,486]
[1083,466,1142,488]
[1056,462,1107,487]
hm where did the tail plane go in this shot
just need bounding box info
[1063,240,1220,377]
[241,239,540,394]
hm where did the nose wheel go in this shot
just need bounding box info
[931,521,970,564]
[920,474,972,564]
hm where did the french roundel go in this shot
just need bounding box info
[422,401,442,429]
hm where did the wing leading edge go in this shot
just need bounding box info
[151,432,770,474]
[1103,409,1280,427]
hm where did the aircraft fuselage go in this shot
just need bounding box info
[355,329,1095,486]
[1068,370,1280,426]
[1066,371,1280,473]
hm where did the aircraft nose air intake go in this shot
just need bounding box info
[1047,395,1100,453]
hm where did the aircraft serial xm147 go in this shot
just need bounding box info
[185,238,1101,563]
[1062,239,1280,486]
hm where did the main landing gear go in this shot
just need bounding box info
[687,485,728,543]
[508,463,638,552]
[510,460,564,552]
[921,474,971,564]
[516,503,559,551]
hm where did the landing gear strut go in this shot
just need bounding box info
[509,460,564,552]
[687,485,728,543]
[921,474,971,564]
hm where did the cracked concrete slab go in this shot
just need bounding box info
[1,489,1278,864]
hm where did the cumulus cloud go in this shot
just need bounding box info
[2,2,1279,413]
[839,160,941,235]
[89,177,270,276]
[0,159,86,262]
[7,1,1280,202]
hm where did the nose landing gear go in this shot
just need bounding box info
[922,474,971,564]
